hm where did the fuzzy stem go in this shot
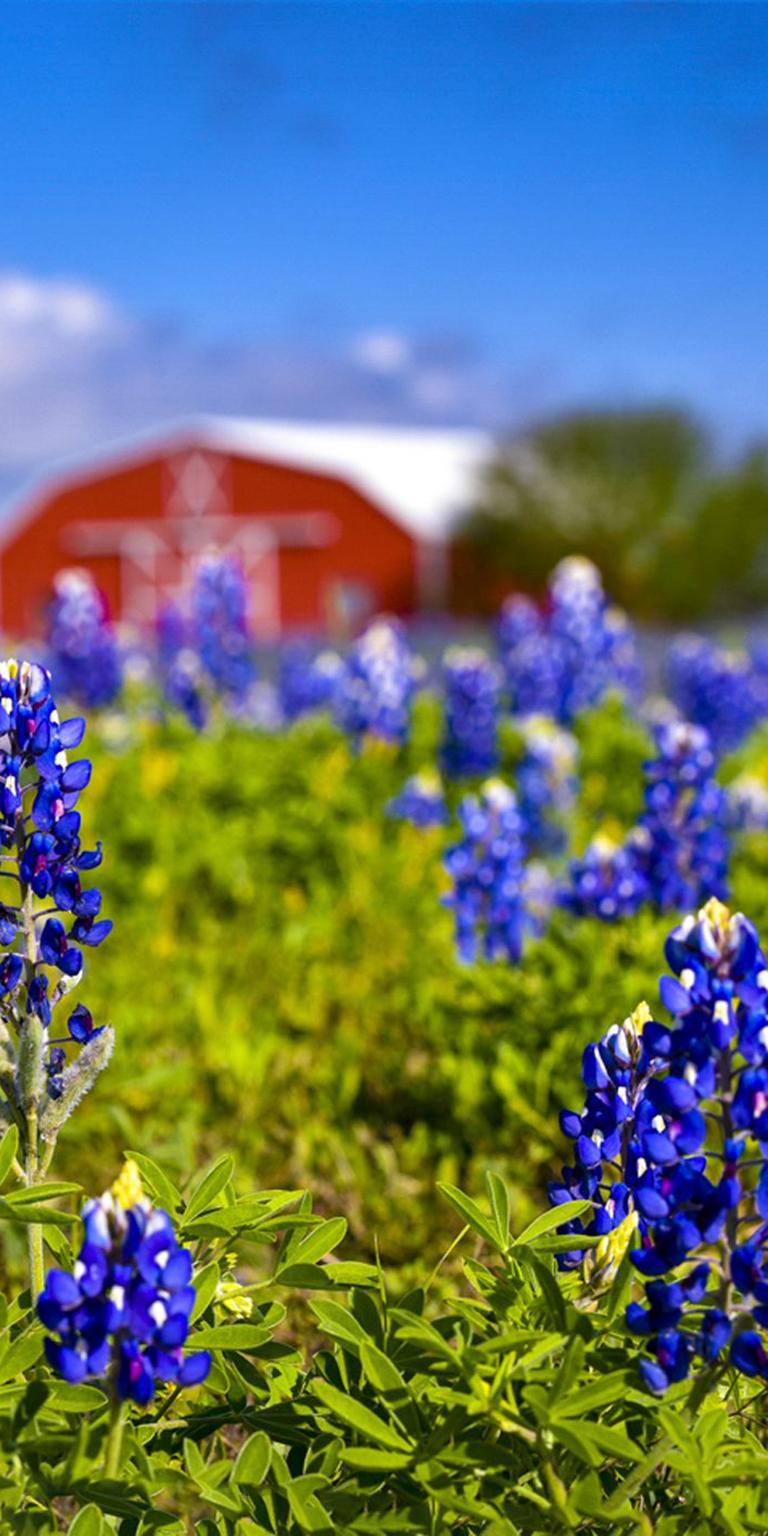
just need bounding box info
[24,1107,44,1298]
[18,826,44,1298]
[104,1393,126,1478]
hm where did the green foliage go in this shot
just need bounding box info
[39,701,673,1289]
[0,700,767,1525]
[457,406,768,620]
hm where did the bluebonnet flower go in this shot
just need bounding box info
[46,569,122,709]
[387,772,447,829]
[443,779,540,962]
[516,716,578,855]
[279,641,343,723]
[666,636,761,757]
[191,551,257,701]
[335,618,415,748]
[496,561,640,724]
[553,894,768,1393]
[559,834,649,922]
[497,596,561,718]
[0,659,113,1162]
[441,647,501,779]
[635,721,730,913]
[38,1161,210,1404]
[549,556,632,721]
[161,647,208,732]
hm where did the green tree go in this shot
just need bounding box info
[455,407,768,620]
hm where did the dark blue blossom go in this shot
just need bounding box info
[559,835,649,922]
[191,551,257,701]
[46,569,122,709]
[634,721,729,913]
[440,647,500,779]
[443,780,541,962]
[38,1162,211,1404]
[279,641,343,722]
[387,772,447,828]
[550,896,768,1393]
[666,635,762,757]
[335,619,415,748]
[0,659,113,1155]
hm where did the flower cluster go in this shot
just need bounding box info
[191,552,257,702]
[278,641,343,723]
[38,1161,210,1403]
[516,716,578,855]
[496,560,641,725]
[0,659,113,1150]
[634,721,729,912]
[666,635,763,757]
[440,647,500,779]
[46,569,122,709]
[387,771,447,829]
[335,618,415,748]
[559,834,649,922]
[497,595,561,718]
[443,779,536,962]
[552,897,768,1395]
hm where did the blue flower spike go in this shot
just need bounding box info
[551,895,768,1394]
[0,658,114,1182]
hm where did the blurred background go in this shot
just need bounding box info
[3,1,768,633]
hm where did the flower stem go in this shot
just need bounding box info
[24,1106,44,1299]
[104,1394,126,1478]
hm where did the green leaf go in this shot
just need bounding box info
[273,1263,342,1289]
[190,1260,220,1322]
[312,1379,412,1452]
[231,1430,272,1488]
[0,1197,76,1226]
[0,1127,19,1190]
[49,1382,106,1413]
[285,1475,333,1532]
[437,1183,500,1249]
[555,1370,637,1418]
[512,1200,593,1246]
[68,1507,104,1536]
[309,1298,369,1349]
[360,1340,408,1395]
[183,1154,235,1222]
[0,1329,44,1382]
[658,1405,699,1464]
[189,1323,272,1352]
[576,1420,644,1463]
[5,1182,82,1206]
[278,1217,347,1270]
[341,1447,412,1471]
[324,1262,379,1287]
[485,1170,510,1245]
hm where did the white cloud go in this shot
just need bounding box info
[349,328,412,376]
[0,270,549,501]
[0,272,118,340]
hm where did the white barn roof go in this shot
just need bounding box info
[2,417,494,546]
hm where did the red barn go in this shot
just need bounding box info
[0,418,491,638]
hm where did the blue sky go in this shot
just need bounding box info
[1,2,767,493]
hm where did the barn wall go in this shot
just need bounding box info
[0,444,421,637]
[0,458,165,635]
